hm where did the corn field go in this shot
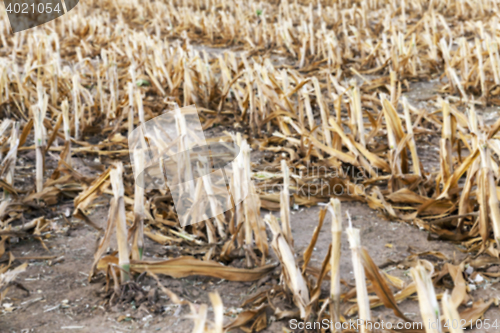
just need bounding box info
[1,0,500,331]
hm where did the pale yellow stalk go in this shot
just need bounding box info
[480,143,500,246]
[280,159,293,246]
[3,122,19,200]
[460,37,469,77]
[441,291,464,333]
[241,140,254,250]
[72,74,81,140]
[346,212,370,333]
[486,35,500,85]
[442,99,452,141]
[352,86,366,147]
[410,262,441,333]
[302,85,316,138]
[135,89,145,124]
[132,145,145,260]
[403,97,421,177]
[231,133,244,240]
[447,68,467,99]
[440,99,453,183]
[475,38,486,97]
[312,77,332,148]
[381,94,396,150]
[174,107,194,195]
[128,82,134,134]
[329,198,342,332]
[110,163,130,282]
[199,160,226,239]
[61,99,72,165]
[390,70,397,104]
[209,292,224,333]
[265,214,310,319]
[34,81,47,193]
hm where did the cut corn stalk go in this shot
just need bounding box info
[61,99,72,166]
[403,97,421,177]
[479,142,500,246]
[265,214,310,319]
[352,85,366,147]
[110,163,130,282]
[440,99,453,185]
[328,198,342,331]
[2,122,19,200]
[410,262,441,333]
[346,212,370,333]
[441,291,464,333]
[280,159,293,246]
[33,81,47,194]
[128,82,134,134]
[132,145,145,260]
[312,77,332,148]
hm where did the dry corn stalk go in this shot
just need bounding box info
[208,292,224,333]
[328,198,342,331]
[476,38,486,99]
[312,77,332,148]
[241,137,269,264]
[199,160,226,239]
[0,119,12,162]
[382,95,397,151]
[351,85,366,147]
[174,107,194,195]
[479,142,500,246]
[61,99,71,165]
[110,162,130,282]
[132,146,145,260]
[346,212,370,333]
[440,100,453,184]
[72,74,81,140]
[89,191,117,280]
[231,133,244,243]
[265,214,310,319]
[441,291,464,333]
[280,159,293,246]
[33,81,47,193]
[410,262,441,333]
[241,140,254,256]
[402,97,421,177]
[302,85,316,138]
[135,89,145,124]
[128,82,135,134]
[2,122,19,200]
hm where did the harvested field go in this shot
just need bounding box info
[1,0,500,332]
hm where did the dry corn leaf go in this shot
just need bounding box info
[129,257,277,282]
[360,247,412,322]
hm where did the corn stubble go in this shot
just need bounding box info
[0,0,499,330]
